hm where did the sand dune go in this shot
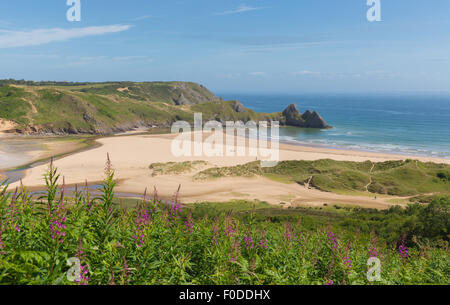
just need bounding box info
[10,132,450,209]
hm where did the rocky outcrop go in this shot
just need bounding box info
[171,83,219,105]
[305,111,330,128]
[301,110,313,121]
[174,93,192,105]
[231,100,246,113]
[282,104,306,127]
[281,104,331,129]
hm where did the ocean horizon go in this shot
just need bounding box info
[219,93,450,159]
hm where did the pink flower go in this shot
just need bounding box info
[75,264,90,285]
[243,235,254,249]
[327,231,339,253]
[49,217,67,243]
[398,234,408,260]
[258,238,267,249]
[184,213,194,234]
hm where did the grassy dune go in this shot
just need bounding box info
[195,159,450,197]
[149,161,208,176]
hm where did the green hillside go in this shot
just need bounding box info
[0,80,281,134]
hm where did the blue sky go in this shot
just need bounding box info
[0,0,449,94]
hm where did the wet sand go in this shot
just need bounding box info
[0,134,93,173]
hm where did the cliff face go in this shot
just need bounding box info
[281,104,331,129]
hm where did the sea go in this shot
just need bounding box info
[219,93,450,159]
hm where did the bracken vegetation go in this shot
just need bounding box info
[0,159,448,285]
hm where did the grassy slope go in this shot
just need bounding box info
[0,86,31,125]
[195,159,450,197]
[0,81,280,134]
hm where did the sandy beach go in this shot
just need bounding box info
[7,132,449,209]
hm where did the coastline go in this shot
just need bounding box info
[6,131,449,209]
[276,139,450,164]
[279,137,450,160]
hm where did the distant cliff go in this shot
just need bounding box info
[0,80,331,135]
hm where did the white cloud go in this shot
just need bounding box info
[215,4,267,15]
[0,25,132,48]
[292,70,322,76]
[249,72,267,77]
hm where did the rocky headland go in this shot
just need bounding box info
[0,80,331,135]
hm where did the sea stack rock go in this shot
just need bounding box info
[281,104,331,129]
[282,104,306,127]
[306,111,330,128]
[301,109,313,121]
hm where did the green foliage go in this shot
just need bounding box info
[415,196,449,240]
[0,164,448,285]
[437,171,450,181]
[336,197,450,244]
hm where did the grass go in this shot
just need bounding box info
[195,159,450,197]
[369,160,450,195]
[0,86,31,125]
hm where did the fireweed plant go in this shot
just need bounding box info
[0,157,448,285]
